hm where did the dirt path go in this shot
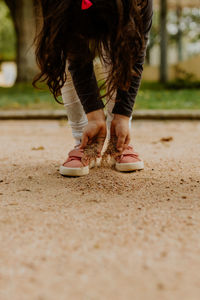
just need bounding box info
[0,120,200,300]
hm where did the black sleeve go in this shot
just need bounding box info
[112,0,153,117]
[68,39,104,114]
[68,59,104,114]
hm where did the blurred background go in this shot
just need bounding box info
[0,0,200,111]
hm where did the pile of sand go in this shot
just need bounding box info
[66,167,139,195]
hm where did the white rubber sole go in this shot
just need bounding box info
[115,160,144,172]
[59,159,99,177]
[59,165,89,177]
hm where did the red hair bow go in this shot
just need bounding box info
[81,0,93,10]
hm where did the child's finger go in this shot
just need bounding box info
[123,135,131,149]
[80,134,89,149]
[117,135,126,152]
[110,124,116,138]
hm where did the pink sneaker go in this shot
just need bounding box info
[115,146,144,172]
[60,148,90,176]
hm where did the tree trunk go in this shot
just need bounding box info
[5,0,38,82]
[176,5,183,62]
[159,0,168,83]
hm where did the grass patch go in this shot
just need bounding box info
[136,89,200,110]
[0,82,200,110]
[0,83,62,110]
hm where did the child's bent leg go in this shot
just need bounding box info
[61,71,88,146]
[60,63,100,177]
[60,75,90,176]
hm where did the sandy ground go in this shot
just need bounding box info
[0,120,200,300]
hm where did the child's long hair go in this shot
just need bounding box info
[33,0,148,102]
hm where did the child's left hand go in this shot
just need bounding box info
[110,114,131,153]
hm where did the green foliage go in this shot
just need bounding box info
[141,79,200,90]
[171,8,200,44]
[0,82,200,110]
[0,0,16,61]
[136,88,200,110]
[0,83,61,110]
[165,66,200,90]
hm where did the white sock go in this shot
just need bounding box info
[61,71,88,145]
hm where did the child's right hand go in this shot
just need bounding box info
[110,114,131,153]
[80,109,106,154]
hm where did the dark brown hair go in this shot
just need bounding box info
[33,0,148,102]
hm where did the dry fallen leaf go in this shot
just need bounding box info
[32,146,45,151]
[160,137,173,142]
[17,189,31,192]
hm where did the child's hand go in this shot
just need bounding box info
[80,110,106,153]
[111,114,131,153]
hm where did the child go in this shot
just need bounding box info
[34,0,153,176]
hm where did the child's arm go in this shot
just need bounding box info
[68,42,107,153]
[112,0,153,118]
[68,40,104,116]
[109,0,153,152]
